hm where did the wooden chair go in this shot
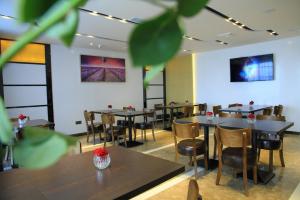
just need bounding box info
[273,105,283,116]
[68,141,82,155]
[213,112,243,159]
[187,179,202,200]
[172,121,207,179]
[263,108,273,115]
[134,110,156,142]
[256,115,286,169]
[117,106,135,127]
[183,105,194,118]
[154,104,170,128]
[102,113,127,147]
[219,112,243,118]
[212,105,222,116]
[215,126,257,196]
[228,103,243,108]
[83,110,102,144]
[194,103,207,116]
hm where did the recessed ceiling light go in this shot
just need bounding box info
[1,15,12,20]
[89,42,93,46]
[98,44,101,48]
[119,19,128,23]
[105,15,113,20]
[217,32,233,38]
[75,33,82,36]
[87,35,94,38]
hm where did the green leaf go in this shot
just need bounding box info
[0,98,12,144]
[18,0,58,23]
[14,127,77,169]
[46,9,79,46]
[129,9,183,66]
[177,0,209,17]
[144,64,165,87]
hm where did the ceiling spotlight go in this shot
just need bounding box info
[1,15,12,20]
[87,35,94,38]
[90,11,98,16]
[98,44,101,48]
[183,49,187,52]
[105,15,113,20]
[119,19,128,23]
[89,42,93,46]
[75,33,82,36]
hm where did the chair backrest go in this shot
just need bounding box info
[263,108,272,116]
[173,121,200,139]
[187,179,202,200]
[183,105,194,117]
[256,114,286,122]
[216,126,252,148]
[154,104,163,111]
[219,112,243,118]
[84,110,95,122]
[228,103,243,108]
[273,105,283,116]
[198,103,207,115]
[213,105,222,116]
[101,113,115,125]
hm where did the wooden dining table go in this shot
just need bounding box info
[175,115,294,183]
[0,146,185,200]
[92,109,154,147]
[219,105,272,113]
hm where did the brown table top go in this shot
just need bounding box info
[92,109,124,114]
[0,146,184,200]
[176,116,294,134]
[219,105,272,113]
[156,103,200,109]
[92,109,153,117]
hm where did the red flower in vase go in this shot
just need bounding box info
[18,114,26,120]
[127,105,133,110]
[206,112,213,116]
[108,105,112,109]
[249,101,254,105]
[248,113,255,119]
[93,148,108,157]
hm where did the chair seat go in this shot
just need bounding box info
[117,120,129,127]
[134,122,153,130]
[107,126,126,135]
[257,139,281,150]
[222,147,257,169]
[177,139,205,156]
[87,123,103,132]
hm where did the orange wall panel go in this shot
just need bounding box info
[0,39,45,64]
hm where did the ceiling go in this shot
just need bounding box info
[0,0,300,54]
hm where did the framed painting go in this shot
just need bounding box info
[81,55,125,82]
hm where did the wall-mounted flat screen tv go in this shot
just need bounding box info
[230,54,274,82]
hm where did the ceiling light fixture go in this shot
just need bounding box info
[105,15,113,20]
[98,44,101,48]
[266,30,279,36]
[0,14,13,20]
[119,19,128,23]
[75,33,82,36]
[216,40,228,45]
[89,11,99,16]
[87,35,94,38]
[89,42,93,46]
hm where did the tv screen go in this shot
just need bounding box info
[230,54,274,82]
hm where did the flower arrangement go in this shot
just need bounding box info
[107,105,112,109]
[249,101,254,105]
[18,114,27,128]
[247,113,256,123]
[206,111,214,120]
[93,148,111,170]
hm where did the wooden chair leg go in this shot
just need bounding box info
[104,132,107,147]
[216,159,222,185]
[253,164,258,184]
[86,131,89,143]
[193,155,198,179]
[204,153,208,170]
[152,128,156,141]
[279,139,285,167]
[141,130,144,142]
[93,131,96,145]
[133,127,137,141]
[243,164,248,196]
[257,148,261,162]
[144,130,147,141]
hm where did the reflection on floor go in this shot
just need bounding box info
[77,128,300,200]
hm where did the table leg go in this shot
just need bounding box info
[119,115,143,148]
[197,125,218,170]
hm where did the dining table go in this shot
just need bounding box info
[92,109,154,147]
[219,105,272,114]
[0,146,185,200]
[175,115,294,183]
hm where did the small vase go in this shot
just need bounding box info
[93,154,111,170]
[247,118,256,124]
[18,119,26,128]
[206,115,213,121]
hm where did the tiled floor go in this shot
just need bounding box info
[77,128,300,200]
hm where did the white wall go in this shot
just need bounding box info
[195,36,300,131]
[51,45,143,135]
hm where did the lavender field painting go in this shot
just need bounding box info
[81,55,125,82]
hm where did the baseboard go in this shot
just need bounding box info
[285,131,300,135]
[71,132,86,137]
